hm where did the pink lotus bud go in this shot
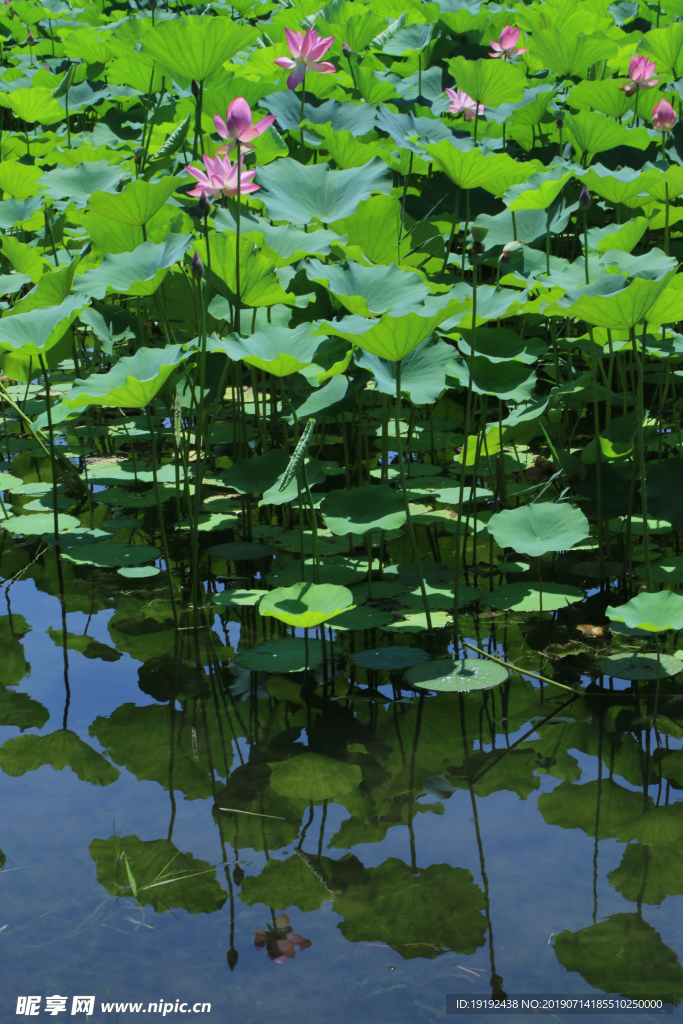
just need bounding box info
[652,99,677,132]
[343,42,351,56]
[191,250,204,280]
[579,186,591,210]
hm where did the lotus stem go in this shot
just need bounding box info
[442,189,459,274]
[235,141,242,336]
[632,324,652,590]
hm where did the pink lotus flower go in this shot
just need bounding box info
[622,55,659,96]
[652,98,677,132]
[184,153,259,200]
[445,87,485,121]
[254,915,312,964]
[274,27,335,90]
[214,98,276,155]
[489,25,527,60]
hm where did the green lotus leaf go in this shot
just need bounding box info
[317,7,386,52]
[447,56,526,108]
[309,123,385,170]
[87,177,182,226]
[505,170,572,212]
[0,688,49,731]
[260,582,354,628]
[2,236,45,284]
[73,234,192,299]
[487,503,590,558]
[0,196,43,229]
[305,259,430,317]
[528,27,616,77]
[61,543,160,568]
[423,140,525,191]
[63,344,189,409]
[270,752,361,802]
[258,157,392,225]
[321,484,406,535]
[545,275,683,329]
[640,19,683,77]
[140,17,258,82]
[350,647,430,671]
[447,355,537,402]
[539,779,648,840]
[0,162,42,200]
[202,234,293,308]
[40,161,122,209]
[565,110,651,163]
[606,591,683,632]
[212,589,264,608]
[0,729,119,785]
[220,449,289,495]
[207,323,321,377]
[234,638,324,673]
[0,295,86,358]
[479,582,585,612]
[374,18,432,54]
[554,914,683,1002]
[2,87,64,124]
[405,657,508,692]
[599,652,683,680]
[89,835,227,914]
[240,852,334,912]
[579,164,658,206]
[356,336,453,405]
[1,513,82,536]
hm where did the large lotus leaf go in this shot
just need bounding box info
[140,17,258,82]
[545,275,683,329]
[61,543,160,568]
[374,19,432,54]
[453,326,545,365]
[220,449,289,494]
[0,296,86,357]
[73,235,192,299]
[580,164,657,206]
[505,170,572,212]
[10,258,83,318]
[479,582,584,612]
[2,513,82,536]
[261,92,377,136]
[447,355,536,401]
[647,459,683,532]
[333,194,413,265]
[539,780,648,841]
[209,323,321,377]
[270,752,361,803]
[375,107,455,156]
[89,835,227,914]
[240,853,334,912]
[305,259,430,316]
[405,657,508,692]
[565,110,651,162]
[528,27,616,77]
[202,234,293,308]
[0,614,30,687]
[554,914,683,1002]
[487,503,590,558]
[87,177,182,226]
[260,582,354,628]
[606,591,683,633]
[423,140,524,191]
[0,196,43,229]
[1,236,45,284]
[599,652,683,681]
[355,336,453,405]
[0,729,119,786]
[214,207,339,264]
[2,87,64,125]
[317,8,387,52]
[0,162,42,200]
[321,484,406,535]
[235,638,324,673]
[257,158,391,225]
[567,79,635,121]
[63,344,189,409]
[640,20,683,77]
[334,858,486,959]
[318,297,467,361]
[40,161,122,209]
[609,842,683,906]
[447,56,526,107]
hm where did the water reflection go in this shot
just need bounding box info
[0,554,683,1016]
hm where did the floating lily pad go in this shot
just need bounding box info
[1,513,81,535]
[117,566,160,579]
[383,610,453,632]
[321,484,406,535]
[234,638,324,673]
[405,658,509,692]
[330,606,394,631]
[607,591,683,632]
[479,582,585,612]
[62,543,160,567]
[350,647,430,671]
[259,582,354,628]
[598,653,683,681]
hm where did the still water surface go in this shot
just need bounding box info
[1,557,682,1024]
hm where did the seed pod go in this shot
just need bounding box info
[279,418,315,492]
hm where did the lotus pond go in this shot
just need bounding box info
[3,0,683,1019]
